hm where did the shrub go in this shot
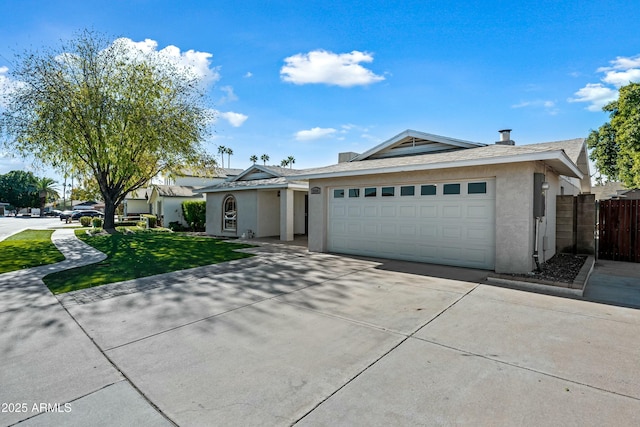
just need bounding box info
[92,217,103,228]
[79,216,92,227]
[168,221,186,231]
[140,214,157,228]
[136,221,147,228]
[182,200,206,231]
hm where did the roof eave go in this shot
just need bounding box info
[298,151,584,181]
[195,182,308,193]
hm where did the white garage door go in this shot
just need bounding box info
[328,179,495,269]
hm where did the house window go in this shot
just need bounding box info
[443,184,460,195]
[364,187,377,197]
[334,189,345,198]
[382,187,395,197]
[223,195,237,232]
[348,188,360,198]
[468,182,487,194]
[401,186,415,196]
[421,185,437,196]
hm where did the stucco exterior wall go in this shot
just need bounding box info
[205,191,258,237]
[257,190,280,237]
[308,161,562,274]
[124,199,149,216]
[294,191,307,234]
[159,197,201,226]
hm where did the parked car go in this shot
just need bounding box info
[71,210,104,220]
[59,210,75,221]
[45,209,62,217]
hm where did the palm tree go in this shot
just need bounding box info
[250,155,258,164]
[217,145,227,168]
[225,147,234,168]
[287,155,296,169]
[35,177,59,216]
[280,159,289,168]
[261,154,270,165]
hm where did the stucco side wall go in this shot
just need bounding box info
[157,196,203,226]
[294,191,307,234]
[205,191,257,237]
[124,199,149,216]
[309,162,545,273]
[257,190,280,237]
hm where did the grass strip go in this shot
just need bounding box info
[43,230,255,294]
[0,230,65,273]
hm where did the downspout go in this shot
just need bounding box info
[533,217,542,271]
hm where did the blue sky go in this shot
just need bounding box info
[2,0,640,181]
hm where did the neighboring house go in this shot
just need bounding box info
[592,182,625,201]
[296,129,591,274]
[123,168,242,225]
[0,202,8,216]
[147,185,203,226]
[196,165,309,240]
[123,189,150,216]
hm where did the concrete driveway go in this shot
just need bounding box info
[2,231,640,426]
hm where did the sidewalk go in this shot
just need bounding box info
[584,259,640,309]
[0,229,171,426]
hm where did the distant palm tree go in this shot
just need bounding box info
[217,146,227,168]
[225,147,234,168]
[250,155,258,164]
[261,154,270,165]
[35,177,59,216]
[280,159,289,167]
[287,155,295,169]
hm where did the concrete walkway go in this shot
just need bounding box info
[584,259,640,309]
[2,230,640,426]
[0,229,172,426]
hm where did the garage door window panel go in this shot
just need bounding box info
[334,189,345,198]
[421,185,437,196]
[349,188,360,198]
[401,186,415,196]
[382,187,395,197]
[468,182,487,194]
[443,184,460,195]
[364,188,377,197]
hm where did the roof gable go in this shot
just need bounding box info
[231,165,303,182]
[352,129,486,161]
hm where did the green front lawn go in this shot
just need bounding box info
[43,230,255,294]
[0,230,65,273]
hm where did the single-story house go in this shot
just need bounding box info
[196,165,309,240]
[296,129,591,274]
[123,168,243,226]
[147,185,205,227]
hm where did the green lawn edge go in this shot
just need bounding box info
[43,229,255,294]
[0,230,65,273]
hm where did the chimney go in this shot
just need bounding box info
[495,129,515,145]
[338,152,359,163]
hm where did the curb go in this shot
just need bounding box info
[486,256,595,298]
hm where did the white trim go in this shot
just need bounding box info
[297,150,584,180]
[352,129,486,161]
[195,182,309,194]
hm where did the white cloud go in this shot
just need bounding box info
[281,50,385,87]
[295,127,337,141]
[114,38,220,88]
[569,83,618,111]
[218,85,238,104]
[244,72,253,78]
[571,55,640,111]
[511,99,558,114]
[219,111,248,127]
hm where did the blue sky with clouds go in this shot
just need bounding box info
[1,0,640,180]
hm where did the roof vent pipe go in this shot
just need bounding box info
[496,129,515,145]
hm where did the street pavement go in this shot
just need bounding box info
[1,228,639,426]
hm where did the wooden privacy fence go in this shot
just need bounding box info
[598,199,640,262]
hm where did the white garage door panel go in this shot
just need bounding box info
[328,179,496,269]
